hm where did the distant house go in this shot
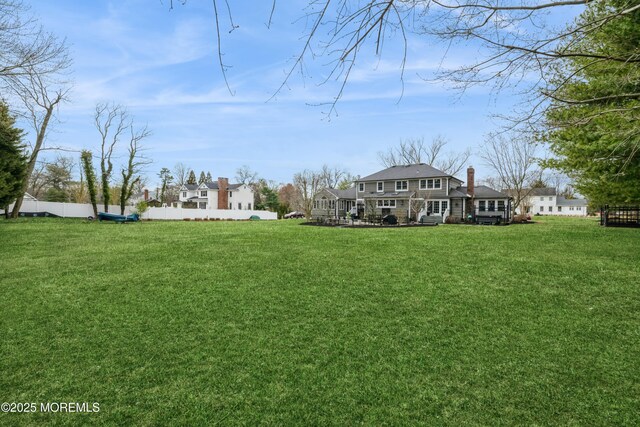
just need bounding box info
[312,164,511,223]
[129,189,162,207]
[176,177,254,210]
[519,187,589,216]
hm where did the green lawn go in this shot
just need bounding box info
[1,217,638,425]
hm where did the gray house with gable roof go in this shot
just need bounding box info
[312,164,512,223]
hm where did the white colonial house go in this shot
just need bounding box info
[523,187,589,216]
[175,177,254,210]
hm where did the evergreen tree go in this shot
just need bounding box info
[544,0,640,206]
[158,168,173,203]
[205,171,212,182]
[0,102,27,216]
[187,170,197,185]
[257,186,279,212]
[198,171,206,184]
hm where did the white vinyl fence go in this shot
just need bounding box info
[10,200,277,220]
[144,207,277,220]
[10,200,130,218]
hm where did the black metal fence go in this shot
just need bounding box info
[600,205,640,227]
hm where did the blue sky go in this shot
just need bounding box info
[25,0,562,186]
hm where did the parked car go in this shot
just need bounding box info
[284,211,305,219]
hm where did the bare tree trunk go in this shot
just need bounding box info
[95,103,128,213]
[119,124,151,214]
[11,103,56,218]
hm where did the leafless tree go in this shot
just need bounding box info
[27,160,48,199]
[479,132,542,215]
[278,183,303,212]
[172,162,189,188]
[95,103,129,212]
[9,70,71,217]
[378,135,471,176]
[191,0,632,122]
[337,173,358,190]
[543,169,575,197]
[235,165,259,185]
[119,124,152,214]
[320,164,349,189]
[293,169,323,219]
[0,0,70,86]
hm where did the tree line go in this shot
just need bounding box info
[0,1,151,218]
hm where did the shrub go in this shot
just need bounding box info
[135,200,148,216]
[445,216,461,224]
[513,214,530,223]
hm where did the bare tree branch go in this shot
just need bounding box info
[95,103,129,212]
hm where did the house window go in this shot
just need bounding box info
[377,182,383,192]
[198,202,206,209]
[376,199,396,208]
[549,206,553,212]
[441,201,448,214]
[248,203,252,210]
[229,191,233,197]
[395,180,408,191]
[238,203,242,209]
[419,179,442,190]
[358,183,365,192]
[432,201,440,214]
[182,191,187,198]
[229,203,232,209]
[577,206,582,211]
[488,201,496,211]
[558,206,562,212]
[549,197,553,201]
[540,206,544,212]
[200,190,207,197]
[540,197,544,201]
[479,201,486,211]
[498,200,505,211]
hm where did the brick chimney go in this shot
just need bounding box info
[467,166,475,197]
[144,189,149,201]
[217,177,229,210]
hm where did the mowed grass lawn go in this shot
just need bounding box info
[0,217,638,425]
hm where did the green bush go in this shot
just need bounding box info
[135,200,148,216]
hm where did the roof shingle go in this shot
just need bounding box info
[359,163,452,181]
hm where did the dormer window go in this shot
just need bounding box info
[182,191,187,198]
